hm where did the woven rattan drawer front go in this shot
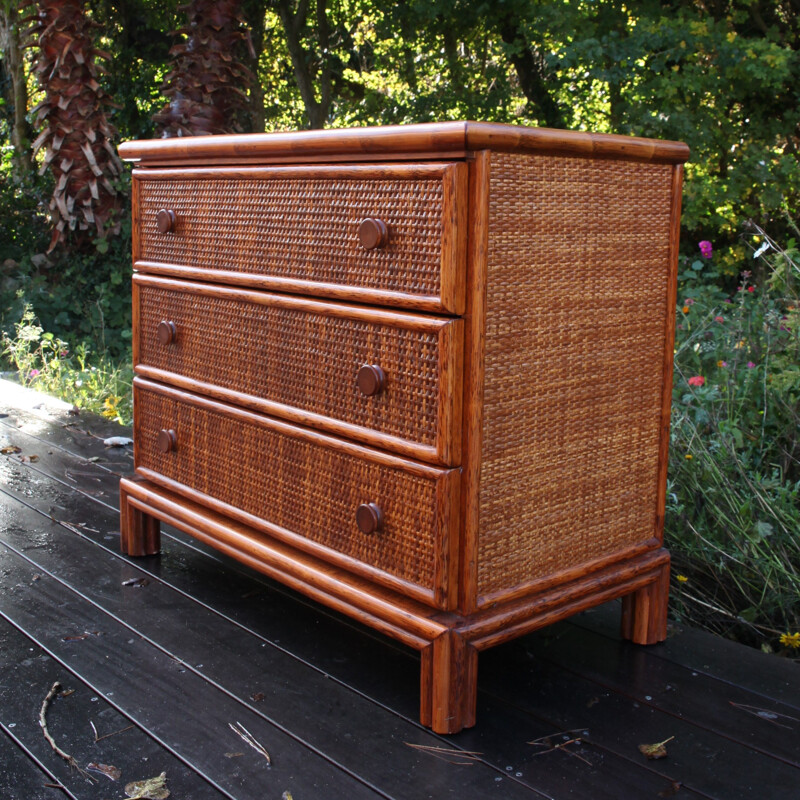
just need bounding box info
[133,163,466,314]
[134,380,459,607]
[133,276,462,466]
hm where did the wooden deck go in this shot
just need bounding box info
[0,382,798,800]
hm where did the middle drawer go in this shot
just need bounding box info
[133,274,462,466]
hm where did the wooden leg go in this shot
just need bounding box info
[420,632,477,734]
[621,559,670,645]
[120,480,161,557]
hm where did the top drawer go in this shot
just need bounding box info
[133,163,467,314]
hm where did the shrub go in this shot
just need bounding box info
[666,228,800,654]
[1,305,132,424]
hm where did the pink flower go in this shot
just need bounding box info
[684,298,696,306]
[714,316,725,323]
[699,240,713,259]
[747,361,756,369]
[688,376,705,387]
[748,286,755,293]
[29,369,40,377]
[741,270,751,279]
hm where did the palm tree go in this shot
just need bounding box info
[27,0,122,251]
[154,0,254,137]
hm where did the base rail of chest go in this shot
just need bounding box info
[120,475,670,734]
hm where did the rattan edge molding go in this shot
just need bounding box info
[119,121,690,166]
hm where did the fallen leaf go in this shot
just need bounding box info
[87,456,101,462]
[19,454,40,463]
[125,772,169,799]
[87,762,122,781]
[658,781,683,798]
[103,436,133,447]
[282,793,294,800]
[0,445,21,454]
[121,577,150,588]
[58,688,75,697]
[638,737,674,760]
[251,692,265,702]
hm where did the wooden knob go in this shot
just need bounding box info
[357,364,386,396]
[356,502,383,535]
[157,429,177,454]
[157,320,177,345]
[156,209,177,234]
[358,218,388,250]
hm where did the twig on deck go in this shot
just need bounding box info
[39,682,95,782]
[91,720,135,742]
[229,722,271,765]
[405,742,482,765]
[729,701,798,729]
[529,729,592,766]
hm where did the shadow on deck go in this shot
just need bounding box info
[0,382,797,800]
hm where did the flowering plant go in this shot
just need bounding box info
[667,229,800,651]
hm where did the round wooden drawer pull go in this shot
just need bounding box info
[157,320,178,345]
[356,502,383,535]
[358,218,388,250]
[357,364,386,396]
[156,208,177,234]
[157,429,177,454]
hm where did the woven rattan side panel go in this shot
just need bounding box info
[136,384,444,594]
[136,283,450,454]
[477,152,674,599]
[136,171,446,298]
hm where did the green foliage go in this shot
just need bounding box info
[2,305,133,424]
[666,232,800,650]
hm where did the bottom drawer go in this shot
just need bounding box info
[133,379,459,607]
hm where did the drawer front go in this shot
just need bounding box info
[134,380,459,607]
[133,163,466,314]
[133,276,462,465]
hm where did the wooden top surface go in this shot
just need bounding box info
[119,121,690,166]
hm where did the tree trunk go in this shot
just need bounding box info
[275,0,331,129]
[496,13,565,129]
[242,0,266,131]
[0,3,32,176]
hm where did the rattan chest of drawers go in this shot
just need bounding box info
[118,122,688,734]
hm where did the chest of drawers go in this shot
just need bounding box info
[118,122,688,733]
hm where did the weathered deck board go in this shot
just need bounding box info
[570,603,800,712]
[1,390,799,800]
[0,726,73,800]
[0,618,226,800]
[519,621,800,767]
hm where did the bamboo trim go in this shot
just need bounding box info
[120,122,690,166]
[476,537,661,608]
[133,365,445,466]
[133,262,451,314]
[121,479,444,648]
[132,273,457,331]
[135,467,441,607]
[133,377,451,480]
[654,164,684,544]
[457,150,490,613]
